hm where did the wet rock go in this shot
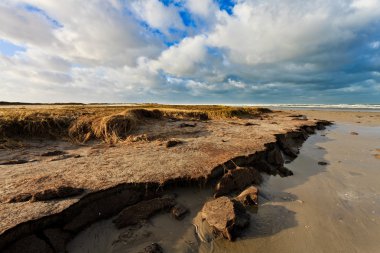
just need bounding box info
[3,234,53,253]
[267,146,284,166]
[277,166,294,177]
[235,186,259,206]
[251,160,278,175]
[65,188,143,232]
[114,196,176,229]
[43,228,72,253]
[41,150,66,156]
[139,243,163,253]
[350,132,359,135]
[179,123,197,128]
[0,159,29,165]
[214,167,262,198]
[318,161,329,166]
[31,186,84,202]
[201,196,250,241]
[166,140,183,148]
[304,126,315,134]
[171,204,189,220]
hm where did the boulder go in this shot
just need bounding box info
[235,186,259,206]
[201,196,250,241]
[214,167,262,197]
[113,196,176,229]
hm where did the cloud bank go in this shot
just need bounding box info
[0,0,379,103]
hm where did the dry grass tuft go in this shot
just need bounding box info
[0,104,271,143]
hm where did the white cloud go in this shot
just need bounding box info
[185,0,218,17]
[129,0,184,34]
[152,35,207,76]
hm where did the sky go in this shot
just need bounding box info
[0,0,380,104]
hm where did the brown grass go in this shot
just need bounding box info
[0,104,271,143]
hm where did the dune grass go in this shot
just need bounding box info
[0,104,271,144]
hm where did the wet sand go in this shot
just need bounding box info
[206,122,380,253]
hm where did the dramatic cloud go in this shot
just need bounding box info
[0,0,379,103]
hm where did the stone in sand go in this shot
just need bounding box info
[350,132,359,135]
[113,196,176,229]
[171,204,189,220]
[235,186,259,206]
[318,161,329,166]
[201,196,250,241]
[214,167,262,198]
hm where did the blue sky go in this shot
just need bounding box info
[0,0,379,103]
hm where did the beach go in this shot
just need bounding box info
[0,106,379,253]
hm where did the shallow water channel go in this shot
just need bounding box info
[68,123,380,253]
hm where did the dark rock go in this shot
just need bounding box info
[64,188,143,232]
[214,167,262,198]
[41,150,66,156]
[235,186,259,206]
[43,228,72,253]
[350,132,359,135]
[179,123,197,128]
[0,159,29,165]
[201,196,250,241]
[31,186,84,202]
[250,160,278,175]
[113,196,176,229]
[171,204,189,220]
[3,234,53,253]
[304,126,315,134]
[267,146,284,166]
[318,161,329,166]
[140,243,163,253]
[277,166,294,177]
[166,140,183,148]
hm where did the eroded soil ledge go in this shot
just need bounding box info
[0,110,331,252]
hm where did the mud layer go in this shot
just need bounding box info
[0,110,330,251]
